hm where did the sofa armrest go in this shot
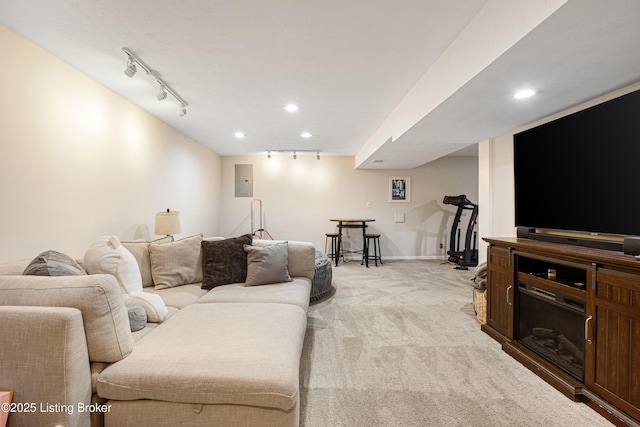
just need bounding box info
[0,274,133,362]
[0,306,92,427]
[252,239,316,281]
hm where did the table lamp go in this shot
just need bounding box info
[155,209,182,241]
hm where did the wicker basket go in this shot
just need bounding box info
[473,288,487,324]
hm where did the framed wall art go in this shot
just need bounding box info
[389,176,411,203]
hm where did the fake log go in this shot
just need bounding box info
[532,327,557,340]
[556,334,584,365]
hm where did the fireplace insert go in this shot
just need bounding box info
[517,282,586,380]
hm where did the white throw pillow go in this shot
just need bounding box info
[85,236,168,322]
[85,236,141,294]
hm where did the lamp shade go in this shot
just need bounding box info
[155,210,182,236]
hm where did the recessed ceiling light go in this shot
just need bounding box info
[234,132,245,139]
[300,132,312,138]
[285,103,300,112]
[514,89,536,99]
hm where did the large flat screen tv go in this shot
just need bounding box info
[514,88,640,242]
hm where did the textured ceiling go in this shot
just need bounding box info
[2,0,640,168]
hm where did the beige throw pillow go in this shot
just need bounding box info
[244,241,292,286]
[122,237,172,287]
[150,234,203,290]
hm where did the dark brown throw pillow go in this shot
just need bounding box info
[23,250,86,276]
[201,234,253,290]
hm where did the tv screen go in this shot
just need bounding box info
[514,88,640,238]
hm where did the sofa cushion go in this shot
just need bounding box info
[150,234,203,290]
[0,274,133,363]
[0,259,31,276]
[121,237,172,287]
[23,250,86,277]
[131,321,160,342]
[196,277,311,311]
[244,241,292,286]
[143,284,208,310]
[97,302,307,411]
[84,236,168,323]
[201,234,252,290]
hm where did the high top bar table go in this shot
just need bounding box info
[329,218,375,267]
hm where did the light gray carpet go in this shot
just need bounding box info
[300,260,613,427]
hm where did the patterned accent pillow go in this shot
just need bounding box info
[201,234,253,290]
[23,250,86,276]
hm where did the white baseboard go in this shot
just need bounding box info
[343,255,446,261]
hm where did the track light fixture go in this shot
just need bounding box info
[266,149,322,159]
[122,48,189,117]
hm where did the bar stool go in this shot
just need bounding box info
[362,234,382,267]
[325,233,344,262]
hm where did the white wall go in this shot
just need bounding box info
[220,154,478,259]
[478,80,640,262]
[0,25,222,262]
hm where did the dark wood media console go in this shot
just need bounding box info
[482,237,640,427]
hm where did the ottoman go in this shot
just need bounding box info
[97,302,307,427]
[310,250,333,302]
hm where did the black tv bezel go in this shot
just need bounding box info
[513,88,640,250]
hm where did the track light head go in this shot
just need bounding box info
[293,151,297,160]
[267,151,271,159]
[124,60,137,77]
[179,106,187,117]
[317,151,320,160]
[156,86,167,101]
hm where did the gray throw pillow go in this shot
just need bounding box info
[23,250,86,276]
[244,241,293,286]
[127,306,147,332]
[201,234,252,289]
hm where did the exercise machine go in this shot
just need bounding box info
[443,194,478,269]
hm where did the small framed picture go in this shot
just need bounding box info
[389,176,411,203]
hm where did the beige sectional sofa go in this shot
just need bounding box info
[0,235,315,427]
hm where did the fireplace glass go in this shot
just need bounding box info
[517,283,586,381]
